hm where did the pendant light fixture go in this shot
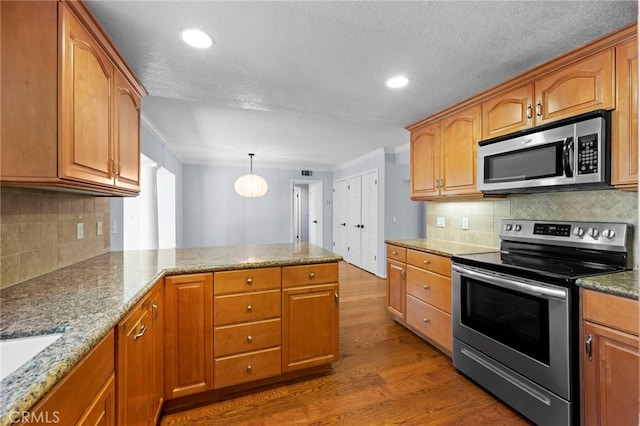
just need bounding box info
[234,153,268,198]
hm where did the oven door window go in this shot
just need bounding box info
[484,141,564,183]
[461,277,550,365]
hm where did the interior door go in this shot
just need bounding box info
[332,179,348,257]
[308,181,323,248]
[360,171,378,274]
[347,176,362,267]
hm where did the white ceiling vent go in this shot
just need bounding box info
[301,170,313,177]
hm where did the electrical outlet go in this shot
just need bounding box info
[112,220,118,234]
[77,223,84,240]
[97,221,103,236]
[462,218,469,230]
[436,216,445,228]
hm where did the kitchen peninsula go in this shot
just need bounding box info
[0,243,341,426]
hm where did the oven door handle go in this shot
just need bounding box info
[452,265,567,301]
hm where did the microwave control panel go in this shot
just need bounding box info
[577,133,598,175]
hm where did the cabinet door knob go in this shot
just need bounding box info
[247,365,252,373]
[309,272,315,279]
[247,335,253,343]
[423,260,430,265]
[392,251,397,255]
[586,334,593,361]
[423,285,429,290]
[422,318,429,323]
[133,324,147,340]
[246,305,253,312]
[246,278,253,284]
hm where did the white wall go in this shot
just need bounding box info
[111,125,184,251]
[182,165,333,249]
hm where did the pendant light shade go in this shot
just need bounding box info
[234,153,268,198]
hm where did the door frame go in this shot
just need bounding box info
[290,179,324,248]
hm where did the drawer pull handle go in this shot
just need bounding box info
[246,278,253,284]
[309,272,315,279]
[246,305,253,312]
[423,260,430,265]
[247,335,253,343]
[422,318,429,323]
[423,285,429,290]
[392,251,397,255]
[247,365,252,373]
[133,324,147,340]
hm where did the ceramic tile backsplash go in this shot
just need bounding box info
[426,190,638,266]
[0,188,110,288]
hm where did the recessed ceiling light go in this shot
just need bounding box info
[180,28,213,48]
[386,76,409,88]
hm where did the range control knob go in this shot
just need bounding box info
[587,228,600,239]
[505,224,513,231]
[514,224,522,232]
[573,227,585,237]
[602,229,616,239]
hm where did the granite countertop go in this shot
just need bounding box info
[0,243,341,426]
[577,270,639,300]
[385,238,496,257]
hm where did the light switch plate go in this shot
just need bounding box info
[97,221,103,236]
[462,218,469,230]
[77,223,84,240]
[436,216,445,228]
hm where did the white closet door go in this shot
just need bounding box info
[347,175,362,266]
[360,171,378,275]
[332,179,348,257]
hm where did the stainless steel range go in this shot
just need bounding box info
[451,220,632,426]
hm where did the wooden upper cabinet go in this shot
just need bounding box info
[410,122,440,199]
[482,50,615,140]
[439,104,482,197]
[612,39,638,188]
[482,84,534,139]
[534,49,614,124]
[410,105,482,200]
[60,4,114,187]
[0,1,145,196]
[113,69,141,192]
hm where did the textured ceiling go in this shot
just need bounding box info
[85,1,637,170]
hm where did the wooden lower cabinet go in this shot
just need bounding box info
[164,273,214,399]
[213,268,282,389]
[18,331,115,426]
[386,245,453,356]
[386,244,407,319]
[117,281,164,426]
[581,289,639,426]
[282,264,340,372]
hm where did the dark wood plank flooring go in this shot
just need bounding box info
[161,262,531,425]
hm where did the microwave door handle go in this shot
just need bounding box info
[563,137,574,177]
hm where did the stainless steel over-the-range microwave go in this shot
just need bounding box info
[477,110,611,194]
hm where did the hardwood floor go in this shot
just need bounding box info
[160,262,530,425]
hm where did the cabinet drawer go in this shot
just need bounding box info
[214,318,281,357]
[406,266,452,313]
[214,267,281,295]
[214,347,281,389]
[214,290,281,326]
[282,263,338,288]
[406,295,452,352]
[387,245,407,263]
[582,289,639,336]
[407,249,451,277]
